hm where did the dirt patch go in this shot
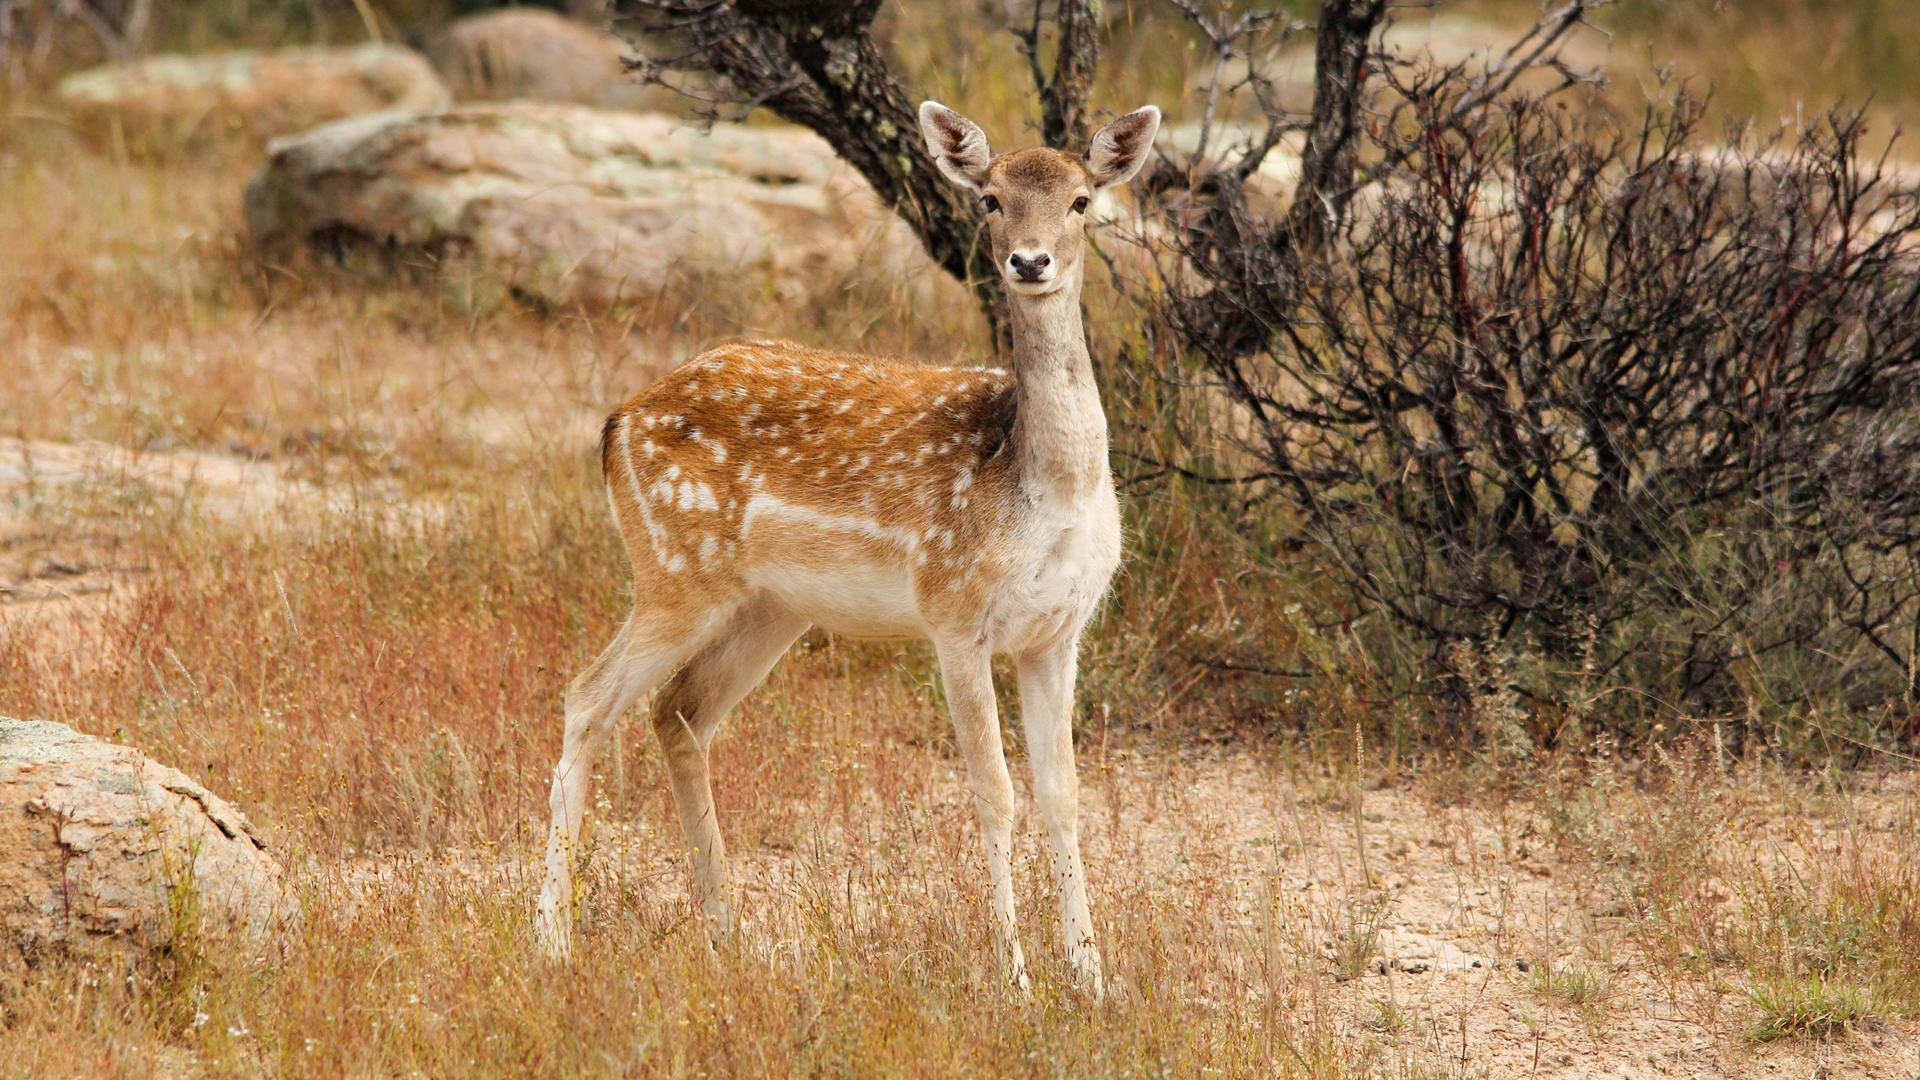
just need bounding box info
[0,436,418,658]
[540,745,1918,1079]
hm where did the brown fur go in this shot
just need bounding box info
[988,147,1091,189]
[600,340,1019,633]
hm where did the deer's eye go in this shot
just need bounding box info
[1071,196,1089,214]
[982,194,1001,213]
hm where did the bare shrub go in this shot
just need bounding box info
[1150,78,1920,747]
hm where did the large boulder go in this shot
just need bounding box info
[244,103,916,307]
[426,8,671,111]
[1,718,284,994]
[55,44,450,154]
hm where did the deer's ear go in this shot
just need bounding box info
[919,101,993,193]
[1086,105,1161,192]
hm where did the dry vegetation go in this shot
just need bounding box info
[4,2,1920,1077]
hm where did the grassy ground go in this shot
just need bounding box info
[4,3,1920,1076]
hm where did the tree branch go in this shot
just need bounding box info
[616,0,1010,342]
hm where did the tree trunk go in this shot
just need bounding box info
[1289,0,1387,252]
[1039,0,1101,151]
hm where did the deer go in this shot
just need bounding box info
[533,100,1161,996]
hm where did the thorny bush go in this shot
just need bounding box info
[1152,86,1920,752]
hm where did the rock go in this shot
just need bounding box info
[426,8,670,111]
[55,44,450,154]
[0,718,284,995]
[1373,930,1494,975]
[1157,121,1304,211]
[244,102,917,307]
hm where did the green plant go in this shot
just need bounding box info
[1528,962,1611,1009]
[1332,890,1391,982]
[1748,974,1876,1041]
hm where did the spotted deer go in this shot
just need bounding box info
[534,101,1161,994]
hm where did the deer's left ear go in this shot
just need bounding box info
[1086,106,1161,193]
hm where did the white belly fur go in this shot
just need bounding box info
[749,560,928,639]
[740,493,930,639]
[737,489,1120,649]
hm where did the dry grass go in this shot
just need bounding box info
[4,8,1920,1077]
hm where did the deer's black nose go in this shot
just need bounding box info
[1008,251,1051,280]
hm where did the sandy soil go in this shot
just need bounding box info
[0,435,427,655]
[542,742,1919,1079]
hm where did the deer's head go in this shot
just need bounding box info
[919,102,1159,297]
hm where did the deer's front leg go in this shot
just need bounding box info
[1018,633,1103,997]
[936,640,1029,991]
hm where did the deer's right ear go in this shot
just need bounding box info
[919,102,992,193]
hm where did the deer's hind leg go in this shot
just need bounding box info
[649,594,810,945]
[536,604,719,959]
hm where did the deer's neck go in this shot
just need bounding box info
[1007,279,1108,506]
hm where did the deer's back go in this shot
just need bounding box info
[600,341,1030,637]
